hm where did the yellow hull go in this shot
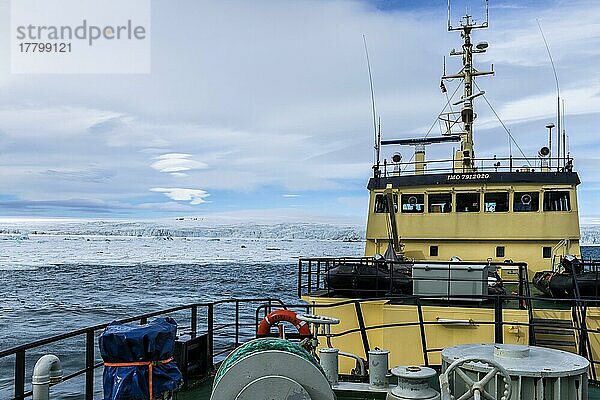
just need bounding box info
[303,296,600,377]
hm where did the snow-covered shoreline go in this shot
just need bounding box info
[3,220,600,245]
[0,220,365,241]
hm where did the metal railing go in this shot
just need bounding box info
[298,256,600,379]
[255,294,600,378]
[375,156,574,177]
[4,266,600,399]
[0,298,284,400]
[298,257,528,301]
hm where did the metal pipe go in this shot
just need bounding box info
[32,355,63,400]
[325,335,367,376]
[339,351,366,376]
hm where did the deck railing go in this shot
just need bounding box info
[3,280,600,398]
[297,257,528,300]
[257,294,600,379]
[298,256,600,378]
[0,298,284,400]
[375,156,573,177]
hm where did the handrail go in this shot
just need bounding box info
[375,155,575,176]
[5,291,600,398]
[523,267,536,346]
[572,271,597,380]
[298,256,528,298]
[5,292,600,399]
[1,298,285,400]
[256,294,600,376]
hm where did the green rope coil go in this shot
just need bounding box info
[213,338,324,387]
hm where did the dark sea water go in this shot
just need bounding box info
[0,236,598,399]
[0,235,363,399]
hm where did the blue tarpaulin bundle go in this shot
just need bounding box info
[100,317,183,400]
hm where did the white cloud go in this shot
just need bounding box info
[480,3,600,68]
[150,187,210,205]
[151,153,208,174]
[474,82,600,130]
[0,1,599,218]
[0,106,120,138]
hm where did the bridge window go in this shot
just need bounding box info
[484,192,509,212]
[428,193,452,213]
[543,191,571,212]
[401,194,424,213]
[513,192,539,212]
[374,194,397,213]
[456,192,480,212]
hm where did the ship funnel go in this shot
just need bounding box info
[415,145,425,175]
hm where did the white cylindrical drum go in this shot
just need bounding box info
[369,349,390,388]
[319,348,339,386]
[387,366,440,400]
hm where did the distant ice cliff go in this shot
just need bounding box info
[0,220,365,241]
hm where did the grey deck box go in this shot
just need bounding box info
[412,263,489,301]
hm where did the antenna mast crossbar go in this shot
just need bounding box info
[442,0,493,172]
[381,136,462,146]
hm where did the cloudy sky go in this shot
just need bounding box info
[0,0,599,223]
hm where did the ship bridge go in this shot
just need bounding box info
[364,10,580,276]
[365,154,581,276]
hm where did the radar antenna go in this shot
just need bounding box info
[442,0,493,172]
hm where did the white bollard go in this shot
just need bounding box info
[387,366,440,400]
[319,348,339,386]
[32,355,63,400]
[368,349,390,388]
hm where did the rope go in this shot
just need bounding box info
[213,338,322,387]
[104,357,173,398]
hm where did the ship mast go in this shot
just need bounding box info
[442,1,494,172]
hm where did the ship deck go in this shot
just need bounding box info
[3,296,600,399]
[178,376,600,399]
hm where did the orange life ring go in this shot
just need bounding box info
[256,310,312,338]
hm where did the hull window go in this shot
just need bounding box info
[456,192,480,212]
[496,246,505,258]
[428,193,452,213]
[484,192,509,212]
[401,194,424,213]
[543,191,571,212]
[543,246,552,259]
[430,245,439,257]
[514,192,540,212]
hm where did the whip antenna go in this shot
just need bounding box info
[363,35,380,174]
[537,19,561,169]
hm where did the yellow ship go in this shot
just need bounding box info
[300,6,600,380]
